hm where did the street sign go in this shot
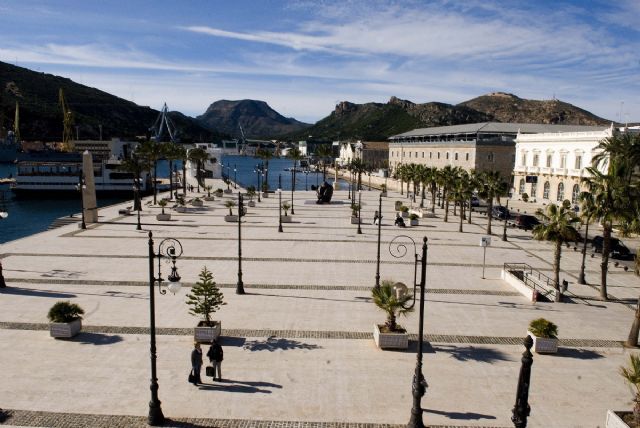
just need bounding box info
[480,236,491,247]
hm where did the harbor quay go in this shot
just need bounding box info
[0,178,638,427]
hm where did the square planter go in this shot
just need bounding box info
[410,219,419,226]
[50,319,82,339]
[527,331,558,353]
[224,189,233,194]
[156,213,171,221]
[224,215,238,222]
[248,201,256,207]
[373,324,408,349]
[281,215,293,223]
[262,192,269,198]
[204,196,215,201]
[175,206,187,213]
[606,410,632,428]
[194,321,222,343]
[191,200,204,207]
[350,216,360,224]
[215,192,224,198]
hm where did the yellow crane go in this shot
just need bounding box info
[59,88,74,151]
[14,101,20,143]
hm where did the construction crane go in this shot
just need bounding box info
[150,102,177,143]
[13,101,20,143]
[238,124,246,154]
[59,88,74,151]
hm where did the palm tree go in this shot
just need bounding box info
[188,147,208,193]
[174,145,188,196]
[452,171,473,232]
[137,140,163,204]
[439,165,457,222]
[287,147,304,190]
[371,280,413,332]
[163,143,182,199]
[467,170,480,224]
[394,163,406,195]
[478,171,508,235]
[423,167,439,213]
[532,201,579,302]
[349,158,367,191]
[577,191,597,284]
[118,153,146,211]
[256,148,273,192]
[619,354,640,424]
[315,144,333,182]
[416,165,429,208]
[405,163,421,203]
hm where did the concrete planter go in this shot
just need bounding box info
[224,215,238,222]
[373,324,408,349]
[410,219,419,226]
[350,216,360,224]
[401,211,409,218]
[224,189,233,194]
[175,206,187,213]
[380,191,387,197]
[204,196,215,201]
[194,321,222,343]
[248,201,256,207]
[281,215,293,223]
[191,200,204,207]
[527,331,558,353]
[156,213,171,221]
[215,192,223,198]
[606,410,631,428]
[262,192,269,198]
[50,319,82,339]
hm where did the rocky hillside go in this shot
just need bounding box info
[196,99,310,139]
[0,61,222,143]
[459,92,608,125]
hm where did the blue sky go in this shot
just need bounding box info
[0,0,638,124]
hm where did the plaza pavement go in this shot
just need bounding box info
[0,178,639,427]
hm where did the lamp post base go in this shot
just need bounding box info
[148,401,165,426]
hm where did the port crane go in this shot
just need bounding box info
[150,103,177,143]
[238,124,246,154]
[59,88,74,151]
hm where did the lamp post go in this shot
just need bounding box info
[0,261,6,288]
[76,171,86,229]
[357,190,362,234]
[0,189,8,222]
[375,193,382,288]
[254,164,262,202]
[234,164,237,189]
[236,192,245,294]
[502,199,510,242]
[304,169,309,191]
[133,177,142,231]
[147,232,183,426]
[511,335,534,428]
[388,235,429,428]
[290,167,295,215]
[277,175,283,233]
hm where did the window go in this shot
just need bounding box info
[546,154,553,167]
[560,154,567,169]
[557,182,565,201]
[455,153,458,161]
[575,155,582,169]
[437,152,440,159]
[409,152,411,158]
[429,152,432,159]
[446,152,449,160]
[572,184,580,204]
[466,153,469,161]
[521,152,527,166]
[531,181,537,198]
[533,154,539,167]
[543,181,550,199]
[421,152,424,158]
[519,179,525,194]
[415,152,418,158]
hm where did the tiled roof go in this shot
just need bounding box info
[389,122,610,139]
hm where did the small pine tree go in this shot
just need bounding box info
[186,267,226,325]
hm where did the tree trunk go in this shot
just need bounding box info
[601,226,611,300]
[444,197,450,222]
[453,200,457,216]
[468,196,473,224]
[625,295,640,347]
[387,312,397,331]
[459,204,464,232]
[420,186,425,208]
[153,161,158,204]
[168,160,173,198]
[182,162,186,195]
[578,222,589,284]
[431,186,436,213]
[400,179,403,195]
[554,240,562,302]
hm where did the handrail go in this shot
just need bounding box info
[503,262,558,297]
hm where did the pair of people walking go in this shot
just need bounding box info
[190,339,224,385]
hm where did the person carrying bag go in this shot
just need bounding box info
[206,339,224,381]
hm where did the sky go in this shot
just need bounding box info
[0,0,639,124]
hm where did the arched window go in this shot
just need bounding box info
[519,179,525,194]
[572,184,580,204]
[543,181,550,199]
[557,182,565,202]
[531,182,537,198]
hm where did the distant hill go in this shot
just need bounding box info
[289,94,611,141]
[196,99,311,139]
[459,92,609,126]
[0,61,223,143]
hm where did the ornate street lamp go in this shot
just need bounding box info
[0,189,8,221]
[0,261,6,288]
[133,177,142,231]
[254,164,262,203]
[76,171,86,229]
[290,167,295,215]
[502,199,510,242]
[357,190,362,234]
[511,335,534,428]
[234,164,238,189]
[277,175,283,233]
[375,193,383,288]
[304,168,309,191]
[146,232,183,425]
[388,235,429,428]
[236,192,245,294]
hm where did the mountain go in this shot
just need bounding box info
[196,99,311,139]
[289,94,611,141]
[0,61,222,143]
[458,92,609,126]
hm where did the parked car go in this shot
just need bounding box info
[470,196,480,207]
[514,214,540,231]
[491,205,511,220]
[591,236,635,260]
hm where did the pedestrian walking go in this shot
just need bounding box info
[207,339,224,381]
[373,210,380,225]
[190,342,203,385]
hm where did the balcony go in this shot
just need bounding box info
[554,168,568,176]
[568,169,583,177]
[514,165,526,173]
[527,166,540,174]
[539,167,552,175]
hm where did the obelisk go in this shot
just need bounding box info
[82,150,98,223]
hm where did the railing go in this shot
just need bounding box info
[503,262,557,298]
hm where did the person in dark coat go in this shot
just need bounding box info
[394,213,406,227]
[207,339,224,381]
[191,342,203,385]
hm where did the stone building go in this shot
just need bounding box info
[337,141,389,168]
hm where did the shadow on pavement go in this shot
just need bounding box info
[243,337,322,352]
[426,344,512,363]
[424,408,497,420]
[0,287,76,298]
[72,332,124,345]
[219,336,246,347]
[555,347,604,360]
[196,381,275,394]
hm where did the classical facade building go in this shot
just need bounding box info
[337,141,389,168]
[388,122,608,183]
[512,125,625,204]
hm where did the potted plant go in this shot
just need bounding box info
[186,267,226,343]
[261,183,269,198]
[247,186,256,207]
[48,301,84,338]
[372,280,413,349]
[223,178,233,194]
[608,354,640,428]
[224,200,237,222]
[215,188,224,197]
[400,205,410,218]
[350,203,361,224]
[175,196,187,213]
[156,200,171,221]
[204,185,215,201]
[281,201,292,222]
[381,183,387,197]
[191,197,204,207]
[527,318,559,353]
[409,213,419,226]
